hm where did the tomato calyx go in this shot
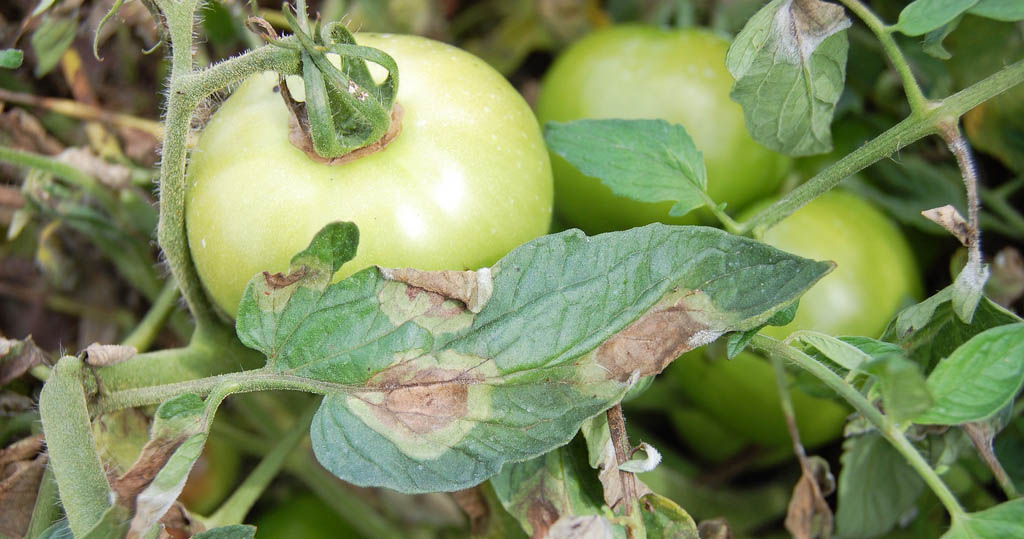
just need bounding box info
[271,4,401,162]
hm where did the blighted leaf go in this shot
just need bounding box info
[192,525,258,539]
[84,343,137,367]
[785,456,834,539]
[0,435,47,538]
[896,0,977,36]
[835,434,924,538]
[580,415,652,510]
[30,15,77,77]
[967,0,1024,21]
[941,498,1024,538]
[883,286,1022,370]
[619,443,662,474]
[0,49,23,69]
[915,323,1024,425]
[380,267,493,314]
[952,259,990,323]
[641,493,700,539]
[238,223,833,493]
[726,0,850,156]
[544,119,707,217]
[0,336,49,386]
[862,354,933,424]
[491,439,615,539]
[921,205,970,246]
[111,393,211,537]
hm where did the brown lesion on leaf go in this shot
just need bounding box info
[0,434,47,539]
[524,493,560,539]
[365,365,483,435]
[380,266,493,314]
[110,433,189,511]
[595,291,715,383]
[263,267,308,289]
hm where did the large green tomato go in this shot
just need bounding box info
[671,190,922,455]
[186,34,553,317]
[536,25,791,233]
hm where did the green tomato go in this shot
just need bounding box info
[253,494,359,538]
[186,33,553,317]
[672,190,922,454]
[536,25,791,233]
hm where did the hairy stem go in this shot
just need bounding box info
[750,335,968,521]
[839,0,929,113]
[739,59,1024,235]
[941,125,983,267]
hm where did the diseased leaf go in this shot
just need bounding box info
[544,119,707,217]
[967,0,1024,21]
[726,0,850,156]
[192,525,258,539]
[491,439,617,538]
[580,415,652,510]
[0,336,49,386]
[0,435,47,538]
[0,49,23,69]
[30,15,77,77]
[952,259,990,323]
[785,456,834,539]
[883,286,1022,371]
[941,498,1024,538]
[111,393,212,537]
[237,223,833,493]
[915,323,1024,425]
[836,434,924,538]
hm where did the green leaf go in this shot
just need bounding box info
[915,323,1024,425]
[237,223,833,493]
[726,300,798,359]
[896,0,978,36]
[967,0,1024,21]
[922,16,962,59]
[862,353,933,424]
[725,0,850,156]
[544,119,707,217]
[192,525,258,539]
[81,505,131,539]
[883,287,1022,371]
[31,0,57,17]
[30,15,77,77]
[491,439,618,538]
[941,498,1024,538]
[835,434,925,538]
[641,493,700,539]
[0,48,23,69]
[790,331,872,372]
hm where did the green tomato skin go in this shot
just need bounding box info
[672,190,921,453]
[536,25,791,233]
[186,33,553,317]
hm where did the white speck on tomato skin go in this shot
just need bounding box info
[201,238,206,248]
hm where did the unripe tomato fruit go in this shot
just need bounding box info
[536,25,791,233]
[672,190,922,454]
[186,34,553,317]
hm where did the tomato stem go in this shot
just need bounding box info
[750,335,969,522]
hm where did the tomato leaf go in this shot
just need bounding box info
[835,434,925,538]
[725,300,798,359]
[882,286,1022,371]
[968,0,1024,21]
[941,498,1024,538]
[725,0,850,156]
[491,439,615,538]
[30,15,77,77]
[0,49,23,69]
[236,222,833,493]
[862,353,933,424]
[896,0,978,36]
[915,323,1024,425]
[544,119,708,217]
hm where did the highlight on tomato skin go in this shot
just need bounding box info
[535,24,792,234]
[185,33,554,318]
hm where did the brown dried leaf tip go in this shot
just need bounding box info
[263,267,309,289]
[922,205,971,246]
